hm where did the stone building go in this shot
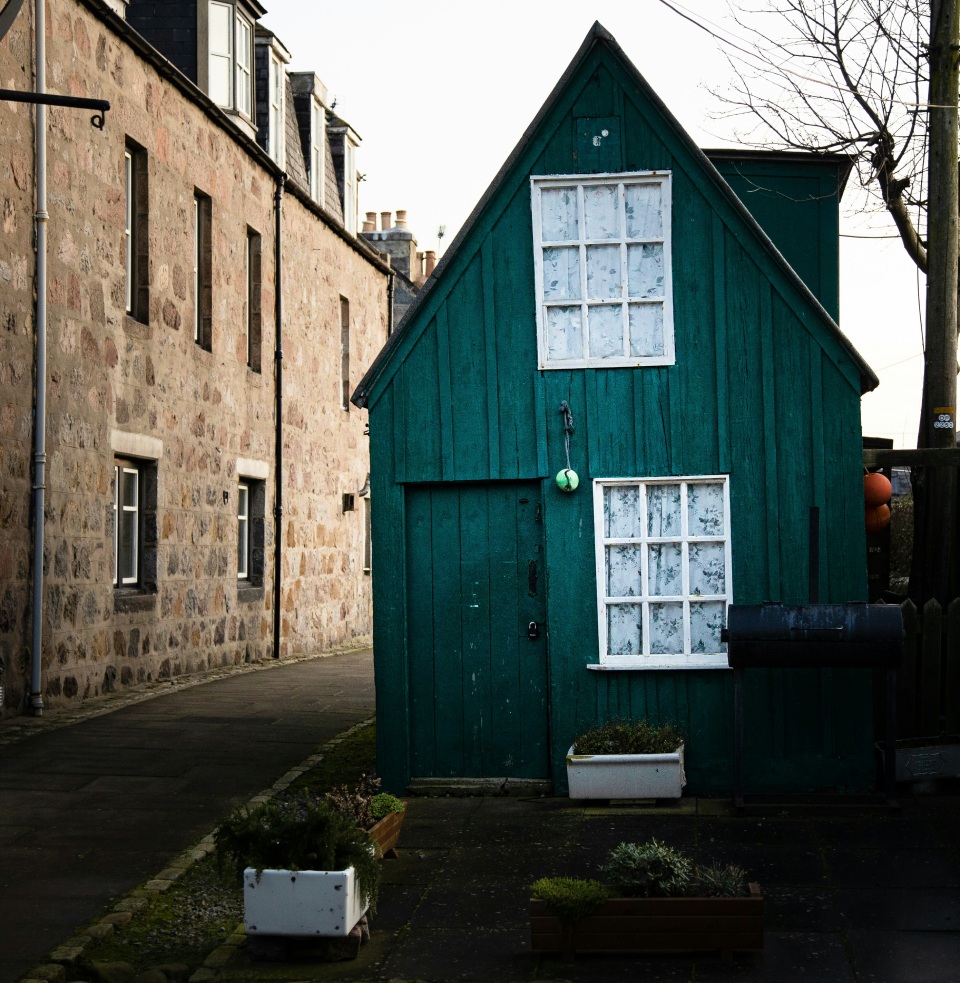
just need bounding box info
[0,0,392,714]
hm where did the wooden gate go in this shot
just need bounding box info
[404,481,550,779]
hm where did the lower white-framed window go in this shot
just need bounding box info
[593,475,731,669]
[112,455,158,592]
[360,476,371,575]
[114,460,141,586]
[237,481,250,580]
[236,469,266,590]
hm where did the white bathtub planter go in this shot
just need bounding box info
[214,794,381,946]
[566,720,687,801]
[243,866,367,937]
[566,744,686,799]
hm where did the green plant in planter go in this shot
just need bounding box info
[324,773,381,829]
[693,861,749,898]
[370,792,406,821]
[214,793,381,912]
[572,719,684,755]
[531,877,609,923]
[600,838,748,898]
[601,839,693,896]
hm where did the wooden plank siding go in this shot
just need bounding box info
[366,37,872,794]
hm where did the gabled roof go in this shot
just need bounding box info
[353,22,878,408]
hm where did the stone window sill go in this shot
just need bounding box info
[114,589,158,614]
[238,583,264,604]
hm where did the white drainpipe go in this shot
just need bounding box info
[30,0,48,714]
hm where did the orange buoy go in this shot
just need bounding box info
[864,472,892,507]
[865,503,892,533]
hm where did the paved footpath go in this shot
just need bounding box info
[0,649,375,983]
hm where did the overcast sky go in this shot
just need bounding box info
[261,0,925,448]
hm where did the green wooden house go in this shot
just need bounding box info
[353,23,879,796]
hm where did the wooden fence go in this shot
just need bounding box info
[878,598,960,740]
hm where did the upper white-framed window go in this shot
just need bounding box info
[593,475,731,670]
[310,96,325,204]
[268,50,286,166]
[208,1,253,118]
[531,171,674,370]
[124,150,134,313]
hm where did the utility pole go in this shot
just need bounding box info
[913,0,960,602]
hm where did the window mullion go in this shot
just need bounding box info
[639,482,650,657]
[577,184,588,357]
[618,181,629,358]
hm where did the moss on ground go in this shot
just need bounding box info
[76,721,377,978]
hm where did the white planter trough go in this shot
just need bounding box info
[566,744,686,800]
[243,866,367,937]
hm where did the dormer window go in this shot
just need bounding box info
[208,1,254,119]
[310,96,325,205]
[268,50,285,166]
[342,134,358,234]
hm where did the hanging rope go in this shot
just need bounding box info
[559,401,575,472]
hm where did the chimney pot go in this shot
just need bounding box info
[395,210,408,228]
[425,250,437,276]
[365,211,378,231]
[380,211,392,231]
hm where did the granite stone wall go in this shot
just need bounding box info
[0,0,388,712]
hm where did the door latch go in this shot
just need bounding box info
[527,621,543,640]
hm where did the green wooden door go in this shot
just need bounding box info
[405,481,549,779]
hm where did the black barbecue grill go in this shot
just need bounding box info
[721,602,905,808]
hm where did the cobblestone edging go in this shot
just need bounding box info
[0,645,370,749]
[17,716,377,983]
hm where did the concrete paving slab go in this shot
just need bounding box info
[693,932,855,982]
[837,887,960,930]
[825,846,960,889]
[847,929,960,983]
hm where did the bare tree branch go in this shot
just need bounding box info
[712,0,932,273]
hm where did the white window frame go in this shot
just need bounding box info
[114,461,141,587]
[310,95,325,204]
[124,150,134,314]
[592,476,731,670]
[531,171,674,370]
[244,231,252,366]
[237,481,250,580]
[193,195,201,343]
[208,1,233,109]
[343,137,357,234]
[269,50,285,167]
[208,1,253,118]
[340,296,350,411]
[235,10,253,118]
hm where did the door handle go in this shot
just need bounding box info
[528,621,543,640]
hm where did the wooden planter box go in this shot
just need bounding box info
[566,744,686,799]
[530,883,763,961]
[368,809,405,858]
